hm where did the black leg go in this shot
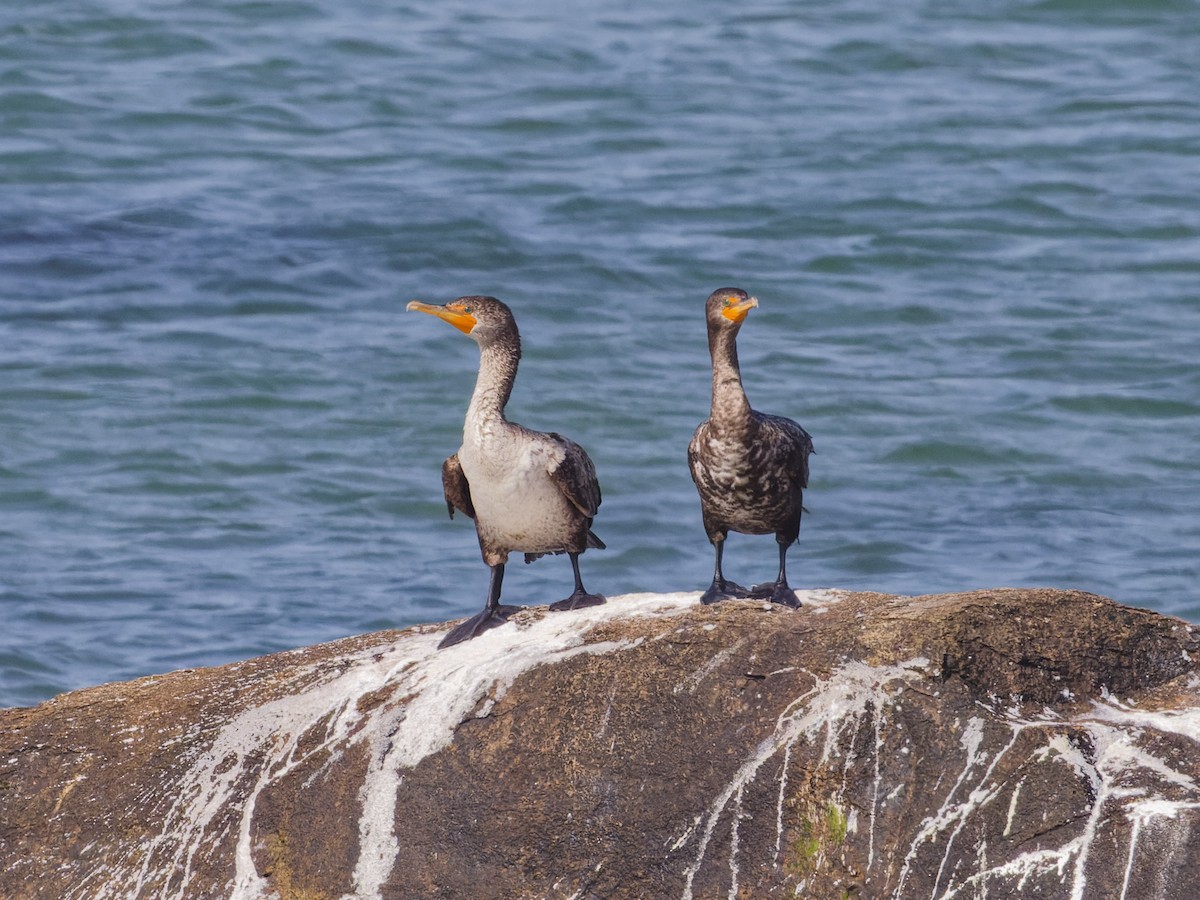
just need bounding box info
[438,563,523,649]
[549,552,605,612]
[750,541,801,608]
[700,540,750,604]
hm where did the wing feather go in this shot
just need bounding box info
[545,432,601,518]
[441,452,475,520]
[759,414,814,489]
[687,423,706,486]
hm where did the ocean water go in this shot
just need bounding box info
[3,0,1198,708]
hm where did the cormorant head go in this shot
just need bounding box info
[705,287,759,331]
[407,295,518,346]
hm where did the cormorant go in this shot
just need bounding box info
[408,296,606,648]
[688,287,814,607]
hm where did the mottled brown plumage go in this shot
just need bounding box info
[688,287,814,606]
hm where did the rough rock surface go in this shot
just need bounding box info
[2,588,1200,899]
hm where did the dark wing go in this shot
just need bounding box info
[545,432,601,518]
[441,453,475,520]
[759,414,814,489]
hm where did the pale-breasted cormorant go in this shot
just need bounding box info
[408,296,606,648]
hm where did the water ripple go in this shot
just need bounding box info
[2,0,1198,707]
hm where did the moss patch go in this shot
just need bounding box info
[785,800,850,876]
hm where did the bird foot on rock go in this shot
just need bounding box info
[438,604,522,650]
[749,581,802,609]
[549,590,606,612]
[700,580,751,604]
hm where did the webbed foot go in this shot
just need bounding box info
[749,581,802,609]
[700,580,751,605]
[549,590,606,612]
[438,604,522,649]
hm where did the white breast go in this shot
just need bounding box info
[459,429,575,553]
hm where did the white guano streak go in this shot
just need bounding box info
[935,699,1200,900]
[119,592,697,900]
[680,657,929,900]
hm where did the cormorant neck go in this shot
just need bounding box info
[708,325,751,424]
[467,332,521,425]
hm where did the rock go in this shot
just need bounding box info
[2,588,1199,899]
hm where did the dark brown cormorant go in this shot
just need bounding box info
[407,296,606,649]
[688,287,814,607]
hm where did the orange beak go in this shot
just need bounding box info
[722,295,759,323]
[407,300,477,334]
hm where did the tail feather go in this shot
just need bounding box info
[587,530,606,550]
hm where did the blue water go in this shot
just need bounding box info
[3,0,1199,708]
